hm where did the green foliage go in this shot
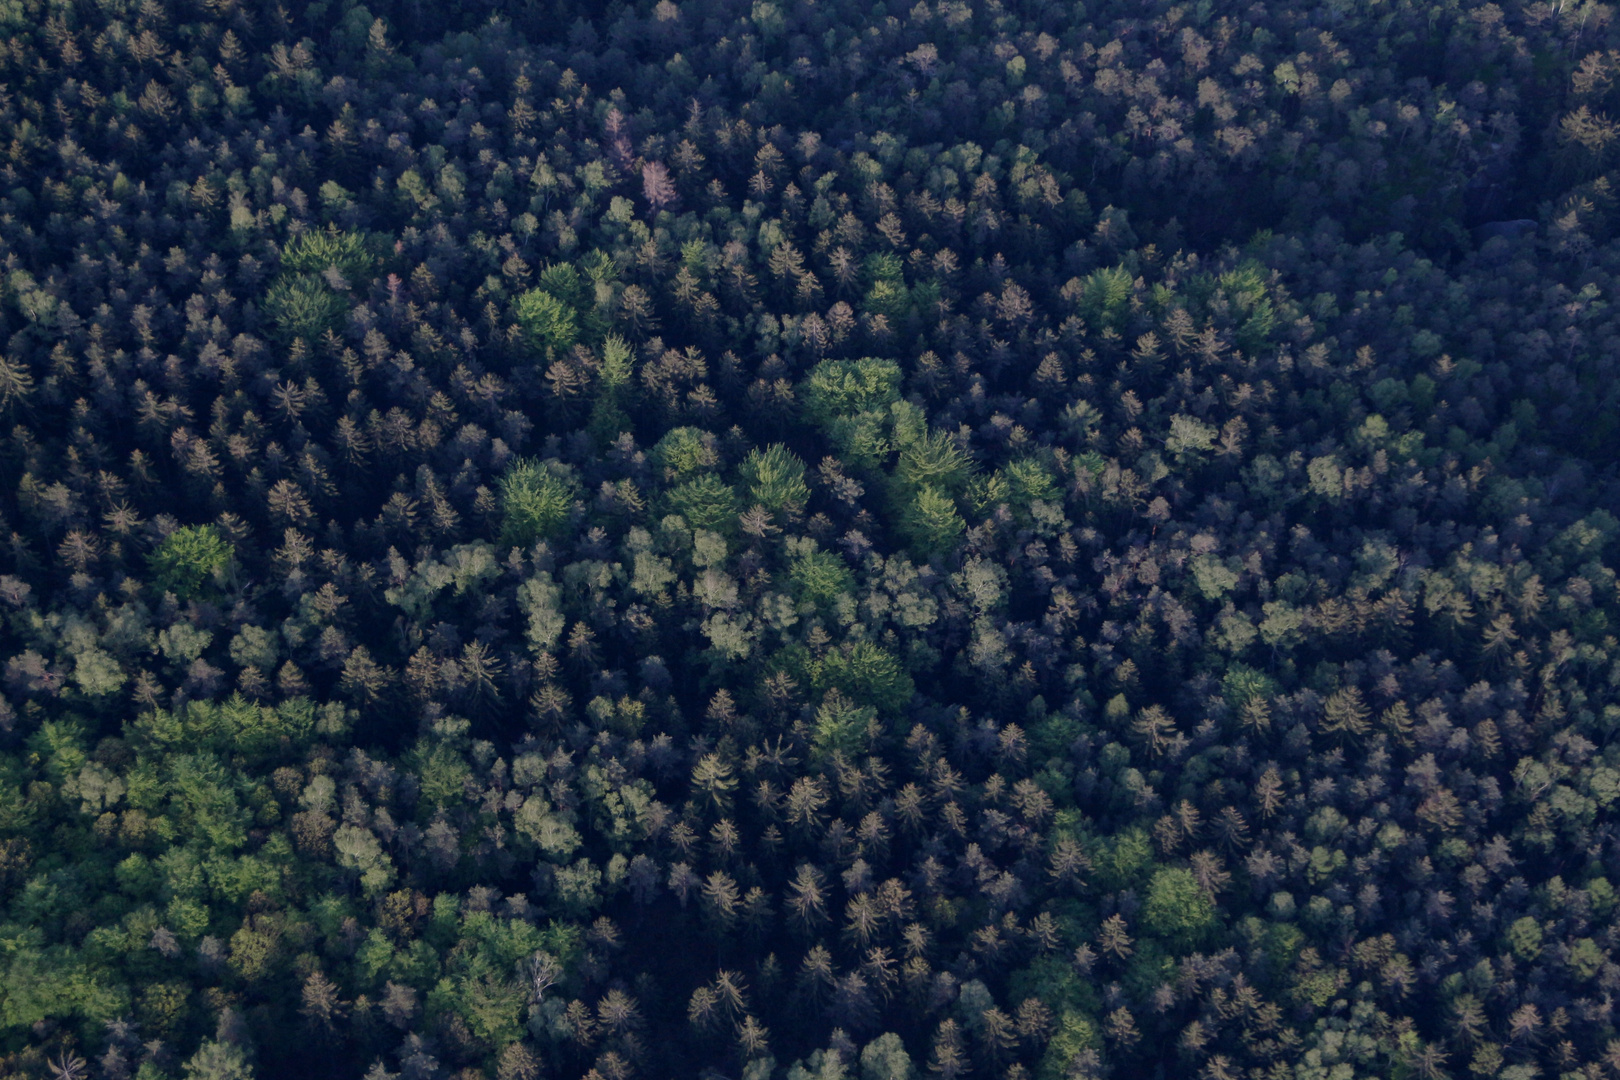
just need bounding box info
[802,358,903,427]
[514,287,579,352]
[811,395,925,474]
[0,941,128,1033]
[411,737,474,811]
[158,623,212,664]
[182,1039,253,1080]
[1004,458,1058,501]
[900,484,965,555]
[789,542,855,606]
[863,252,905,286]
[72,647,125,697]
[1506,916,1543,960]
[1165,413,1218,461]
[819,642,914,714]
[824,410,892,470]
[27,719,83,783]
[538,261,590,308]
[1142,866,1218,948]
[580,248,619,286]
[149,525,234,600]
[432,967,528,1047]
[1221,664,1278,710]
[598,333,634,390]
[514,793,583,859]
[1093,827,1154,891]
[740,443,810,512]
[130,695,318,760]
[863,279,910,321]
[964,471,1010,518]
[228,625,279,671]
[280,228,377,280]
[1191,555,1240,600]
[385,542,504,622]
[895,430,971,495]
[664,474,739,533]
[499,459,579,545]
[1210,262,1277,351]
[1038,1011,1100,1080]
[860,1033,914,1080]
[586,693,648,738]
[553,857,605,917]
[264,273,347,342]
[1030,710,1081,761]
[1008,954,1094,1016]
[993,458,1061,518]
[811,689,881,761]
[1073,265,1133,331]
[652,426,720,480]
[1568,936,1603,979]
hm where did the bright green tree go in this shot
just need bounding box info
[1142,866,1217,948]
[653,427,720,480]
[895,430,971,494]
[789,543,855,607]
[861,1033,914,1080]
[811,689,881,762]
[498,459,579,545]
[665,475,739,534]
[820,642,914,714]
[182,1039,253,1080]
[900,485,965,556]
[803,358,902,427]
[741,444,810,513]
[265,274,346,342]
[149,525,234,600]
[513,288,579,353]
[280,228,377,280]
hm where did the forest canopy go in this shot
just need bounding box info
[0,0,1617,1078]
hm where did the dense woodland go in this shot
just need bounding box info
[0,0,1619,1077]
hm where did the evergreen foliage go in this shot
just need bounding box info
[148,526,234,601]
[498,460,578,545]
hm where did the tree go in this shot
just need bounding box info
[1142,867,1217,948]
[514,287,580,353]
[499,459,579,544]
[790,543,856,606]
[653,426,720,480]
[643,160,677,211]
[300,970,347,1032]
[497,1043,541,1080]
[741,444,810,513]
[895,431,970,495]
[149,525,233,599]
[861,1033,914,1080]
[5,0,1620,1077]
[787,864,830,933]
[281,228,377,281]
[265,274,348,343]
[182,1040,253,1080]
[665,475,739,533]
[927,1020,967,1079]
[804,358,903,427]
[819,643,913,714]
[692,754,738,812]
[900,486,964,555]
[812,690,881,762]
